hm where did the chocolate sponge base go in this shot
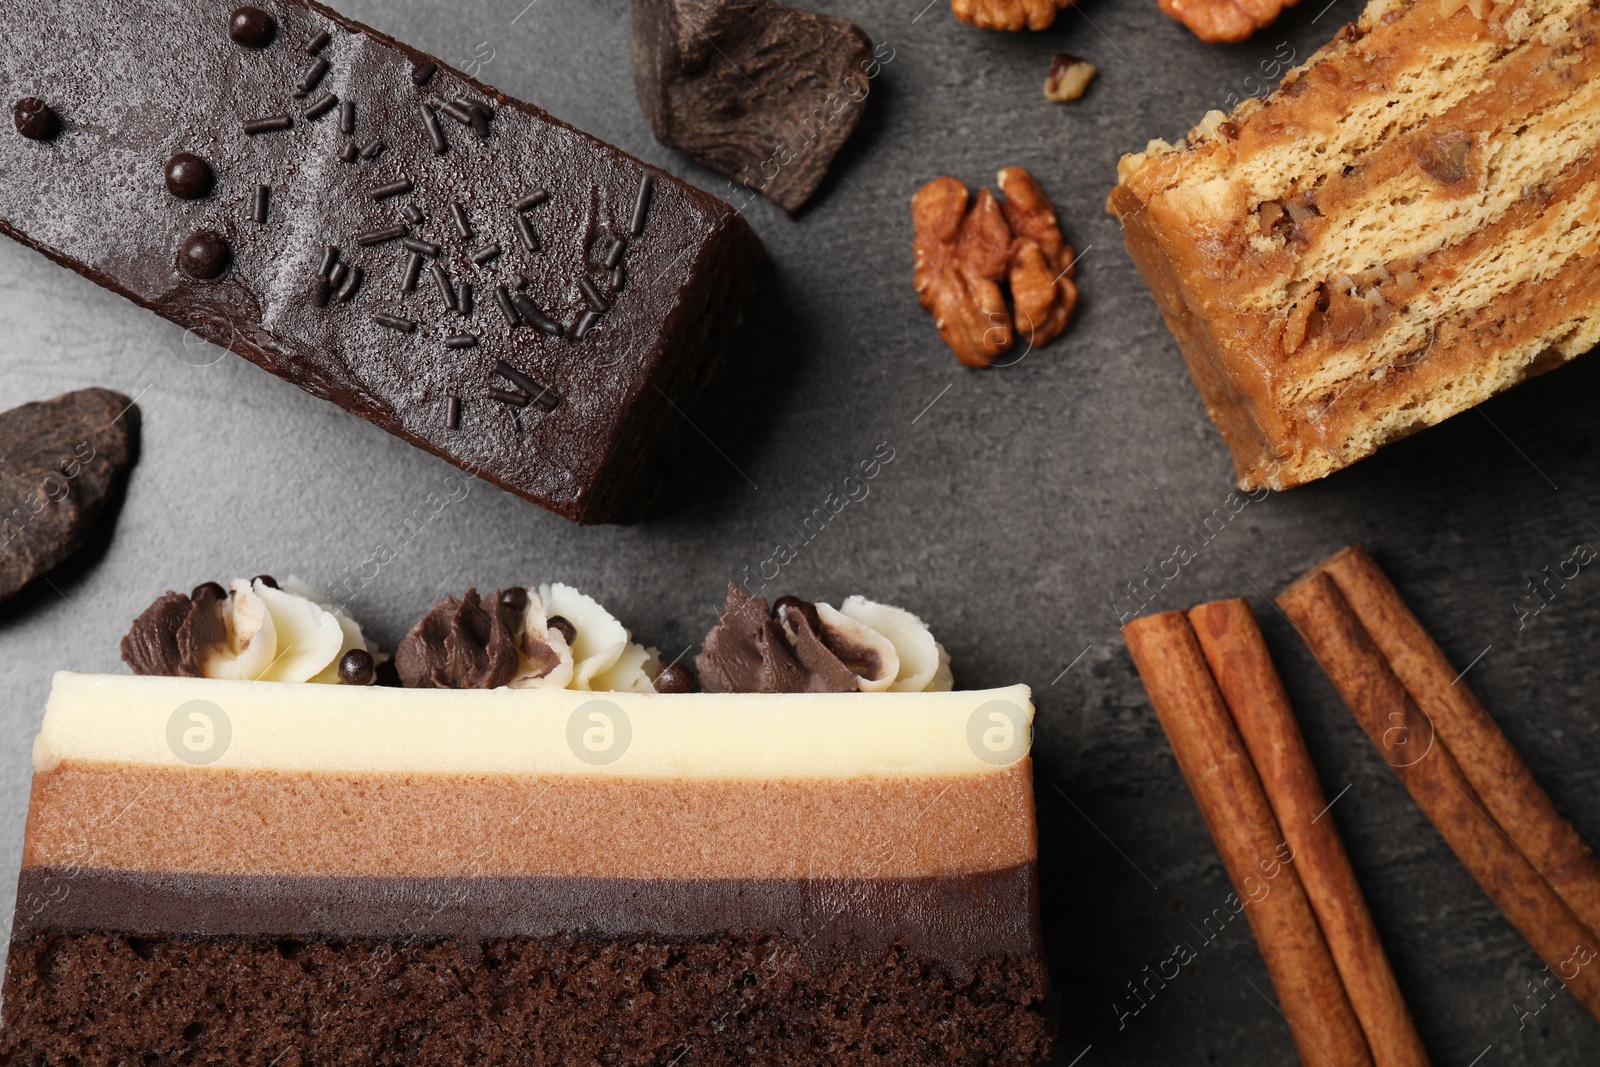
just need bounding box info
[0,931,1052,1066]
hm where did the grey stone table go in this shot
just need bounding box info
[1,0,1596,1062]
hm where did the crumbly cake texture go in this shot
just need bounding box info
[1,674,1051,1064]
[1109,0,1600,490]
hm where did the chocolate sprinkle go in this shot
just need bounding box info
[604,238,627,269]
[438,100,474,127]
[359,138,385,160]
[458,100,491,139]
[327,261,348,289]
[419,104,448,155]
[445,396,461,429]
[311,275,331,308]
[496,363,559,410]
[252,184,269,224]
[411,61,437,86]
[163,153,214,199]
[401,251,423,292]
[243,115,292,135]
[490,388,530,408]
[339,100,355,135]
[579,276,610,313]
[494,285,520,327]
[470,243,502,265]
[458,282,473,315]
[373,312,416,333]
[508,292,561,336]
[444,334,478,349]
[356,225,407,246]
[574,309,601,340]
[339,142,359,163]
[307,29,332,55]
[630,173,654,236]
[228,6,276,48]
[317,244,340,278]
[402,237,441,258]
[516,190,548,211]
[370,178,413,200]
[515,213,539,253]
[303,91,337,120]
[610,265,625,291]
[178,231,230,280]
[430,263,457,310]
[297,58,330,95]
[404,204,425,225]
[451,202,472,239]
[336,264,364,302]
[12,98,60,141]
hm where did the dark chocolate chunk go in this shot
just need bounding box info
[654,661,697,694]
[470,243,502,265]
[12,98,60,141]
[307,30,332,55]
[252,184,269,224]
[401,251,423,292]
[0,389,139,604]
[451,202,472,239]
[411,60,437,86]
[178,231,230,279]
[243,115,292,135]
[0,0,763,524]
[355,225,406,246]
[163,152,214,199]
[303,91,337,120]
[419,104,448,155]
[373,312,416,333]
[631,0,874,213]
[515,190,548,211]
[444,334,478,349]
[337,648,375,685]
[370,178,412,200]
[339,100,355,134]
[228,6,276,48]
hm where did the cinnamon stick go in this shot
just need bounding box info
[1278,571,1600,1021]
[1124,611,1373,1067]
[1317,545,1600,935]
[1189,599,1429,1067]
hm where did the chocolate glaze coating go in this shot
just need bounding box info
[0,0,762,524]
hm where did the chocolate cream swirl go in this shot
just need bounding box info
[695,585,953,694]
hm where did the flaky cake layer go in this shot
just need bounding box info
[1110,0,1600,488]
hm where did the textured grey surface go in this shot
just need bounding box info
[1,0,1598,1061]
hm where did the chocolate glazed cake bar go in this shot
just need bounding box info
[0,0,762,524]
[2,674,1051,1065]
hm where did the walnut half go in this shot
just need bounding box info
[912,167,1078,368]
[1159,0,1296,43]
[952,0,1076,32]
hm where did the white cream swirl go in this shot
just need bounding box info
[823,596,954,693]
[204,577,379,684]
[507,583,661,693]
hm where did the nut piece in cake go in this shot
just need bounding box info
[913,168,1079,367]
[1045,54,1097,101]
[952,0,1076,31]
[1160,0,1299,42]
[1109,0,1600,489]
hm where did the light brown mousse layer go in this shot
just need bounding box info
[23,760,1035,880]
[1109,0,1600,489]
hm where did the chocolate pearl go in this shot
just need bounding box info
[12,98,59,141]
[338,648,376,686]
[229,6,277,48]
[190,581,227,601]
[179,231,231,280]
[250,574,279,589]
[164,152,214,199]
[654,662,697,694]
[547,615,577,646]
[499,586,529,615]
[773,595,821,636]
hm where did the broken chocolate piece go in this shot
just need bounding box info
[631,0,874,213]
[0,0,762,525]
[0,389,139,604]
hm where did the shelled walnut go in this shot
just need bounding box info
[951,0,1076,32]
[1160,0,1296,43]
[912,167,1078,368]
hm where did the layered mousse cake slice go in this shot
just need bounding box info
[1109,0,1600,489]
[1,581,1052,1065]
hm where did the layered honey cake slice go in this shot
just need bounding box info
[1109,0,1600,489]
[1,580,1051,1065]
